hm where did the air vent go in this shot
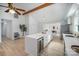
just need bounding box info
[14,13,19,19]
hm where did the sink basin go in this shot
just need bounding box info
[66,35,74,37]
[71,45,79,53]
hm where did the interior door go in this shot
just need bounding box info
[1,19,7,40]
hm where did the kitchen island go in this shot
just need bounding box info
[25,33,53,56]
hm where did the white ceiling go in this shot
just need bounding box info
[67,4,79,17]
[14,3,42,11]
[29,3,73,23]
[0,3,73,23]
[0,3,43,11]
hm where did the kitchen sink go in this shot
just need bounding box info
[65,35,74,37]
[71,45,79,53]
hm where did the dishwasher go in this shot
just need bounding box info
[37,37,44,56]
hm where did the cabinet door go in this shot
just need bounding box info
[44,35,48,47]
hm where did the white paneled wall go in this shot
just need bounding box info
[28,15,39,34]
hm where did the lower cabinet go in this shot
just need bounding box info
[44,34,53,48]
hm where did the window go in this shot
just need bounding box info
[74,16,79,32]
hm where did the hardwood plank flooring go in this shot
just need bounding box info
[41,36,64,56]
[0,37,28,56]
[0,36,64,56]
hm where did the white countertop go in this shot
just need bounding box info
[63,34,79,56]
[26,33,45,39]
[26,32,53,40]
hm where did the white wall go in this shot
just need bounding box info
[27,4,72,34]
[6,20,12,39]
[28,15,44,35]
[0,7,26,41]
[42,22,61,36]
[24,15,29,35]
[28,15,39,34]
[70,15,76,33]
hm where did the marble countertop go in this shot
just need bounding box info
[63,34,79,56]
[26,32,53,40]
[26,33,45,39]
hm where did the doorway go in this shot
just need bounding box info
[1,19,12,41]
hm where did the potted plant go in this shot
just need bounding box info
[19,24,27,36]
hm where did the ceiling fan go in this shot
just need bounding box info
[0,3,26,15]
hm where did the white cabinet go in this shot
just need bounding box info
[25,37,38,56]
[25,33,44,56]
[43,33,53,48]
[25,33,53,56]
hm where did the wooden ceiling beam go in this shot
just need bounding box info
[23,3,53,15]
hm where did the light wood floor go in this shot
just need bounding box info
[0,37,28,56]
[0,36,64,56]
[41,36,64,56]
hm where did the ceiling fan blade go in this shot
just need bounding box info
[15,8,26,12]
[0,5,8,8]
[5,9,9,12]
[0,4,25,12]
[15,10,21,15]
